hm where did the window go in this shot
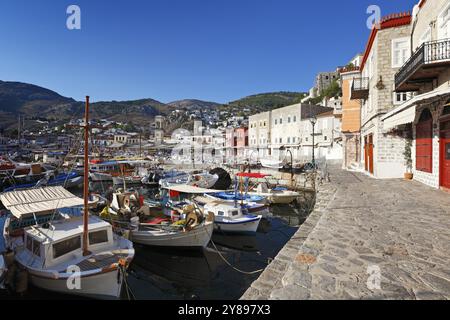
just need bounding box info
[275,119,278,125]
[392,38,410,68]
[419,27,432,48]
[217,211,224,216]
[416,109,433,173]
[26,236,32,252]
[279,118,283,125]
[324,136,328,141]
[293,116,297,122]
[293,137,296,143]
[394,91,414,105]
[53,236,81,259]
[438,3,450,40]
[288,117,291,123]
[287,137,291,143]
[89,230,108,245]
[231,211,239,216]
[279,138,283,144]
[26,236,41,257]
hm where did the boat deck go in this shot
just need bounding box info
[71,251,129,272]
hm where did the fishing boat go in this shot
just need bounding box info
[89,161,136,182]
[159,171,219,189]
[260,158,285,169]
[1,187,135,299]
[249,185,300,204]
[3,171,83,192]
[100,189,214,249]
[195,195,271,218]
[206,192,266,204]
[112,175,143,187]
[235,173,301,205]
[0,96,134,299]
[203,201,262,234]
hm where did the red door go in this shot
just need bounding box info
[368,135,374,174]
[364,136,368,172]
[440,120,450,189]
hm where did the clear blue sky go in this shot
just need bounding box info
[0,0,417,104]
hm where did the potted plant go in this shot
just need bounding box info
[403,137,413,180]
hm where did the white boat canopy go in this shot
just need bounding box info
[0,186,85,218]
[162,184,218,194]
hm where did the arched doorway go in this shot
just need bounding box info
[440,104,450,189]
[416,109,433,173]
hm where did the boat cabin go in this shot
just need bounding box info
[18,216,114,270]
[204,202,246,220]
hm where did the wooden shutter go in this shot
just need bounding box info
[416,118,433,173]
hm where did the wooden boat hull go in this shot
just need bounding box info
[130,222,213,248]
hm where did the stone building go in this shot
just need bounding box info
[315,71,339,94]
[352,12,414,179]
[383,0,450,190]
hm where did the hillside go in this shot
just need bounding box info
[227,91,307,113]
[0,81,170,129]
[167,99,222,110]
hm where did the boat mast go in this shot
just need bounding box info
[83,96,91,256]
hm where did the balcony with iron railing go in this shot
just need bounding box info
[350,77,369,100]
[395,38,450,92]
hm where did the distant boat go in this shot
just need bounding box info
[159,172,219,189]
[260,159,285,169]
[3,171,83,192]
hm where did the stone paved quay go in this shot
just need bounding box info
[242,166,450,300]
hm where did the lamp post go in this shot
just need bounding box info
[248,149,259,172]
[279,145,293,186]
[310,116,317,166]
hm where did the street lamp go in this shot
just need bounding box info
[310,116,317,166]
[279,145,293,186]
[248,149,259,172]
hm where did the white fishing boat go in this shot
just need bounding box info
[89,171,113,182]
[203,201,262,233]
[0,97,135,299]
[1,187,135,299]
[260,158,285,169]
[103,190,214,249]
[249,184,300,205]
[234,172,300,205]
[159,172,219,189]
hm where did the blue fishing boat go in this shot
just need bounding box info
[207,191,266,203]
[3,171,83,192]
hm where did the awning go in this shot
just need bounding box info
[382,87,450,130]
[383,106,417,131]
[0,186,85,218]
[161,184,218,194]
